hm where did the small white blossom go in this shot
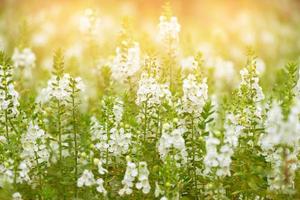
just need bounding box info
[109,127,132,156]
[158,123,187,163]
[96,178,107,195]
[12,192,23,200]
[77,170,95,187]
[179,74,208,117]
[136,162,151,194]
[97,160,108,175]
[0,160,15,187]
[119,159,138,196]
[204,114,243,177]
[260,101,300,151]
[113,98,124,123]
[260,101,300,193]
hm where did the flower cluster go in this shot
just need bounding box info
[260,101,300,193]
[0,63,20,118]
[77,169,107,195]
[136,73,172,107]
[136,162,151,194]
[19,121,50,183]
[36,74,85,104]
[12,192,23,200]
[109,127,132,156]
[0,159,15,187]
[179,74,208,117]
[77,169,95,187]
[119,159,138,196]
[119,158,151,196]
[111,42,140,81]
[239,67,264,103]
[203,134,220,175]
[204,114,243,177]
[90,99,131,157]
[158,123,187,164]
[231,58,265,142]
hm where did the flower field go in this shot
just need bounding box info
[0,0,300,199]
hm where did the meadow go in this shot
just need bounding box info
[0,0,300,199]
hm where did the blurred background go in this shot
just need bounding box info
[0,0,299,95]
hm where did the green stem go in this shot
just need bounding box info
[72,89,78,198]
[57,100,62,161]
[143,101,148,145]
[105,111,110,195]
[4,110,9,143]
[35,151,43,200]
[191,116,198,197]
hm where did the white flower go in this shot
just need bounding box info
[256,58,265,74]
[239,68,264,102]
[180,74,208,117]
[109,127,132,156]
[96,178,107,195]
[111,42,140,81]
[21,121,49,163]
[0,136,6,143]
[0,65,20,117]
[204,113,243,177]
[113,98,124,123]
[90,117,110,155]
[0,159,15,187]
[224,114,243,148]
[77,170,95,187]
[18,161,30,183]
[136,162,151,194]
[74,77,86,92]
[36,74,85,104]
[136,73,172,107]
[119,159,138,196]
[97,160,108,175]
[90,99,132,157]
[260,101,300,151]
[18,121,50,183]
[259,101,300,193]
[12,192,23,200]
[203,134,220,174]
[158,123,187,163]
[266,148,299,193]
